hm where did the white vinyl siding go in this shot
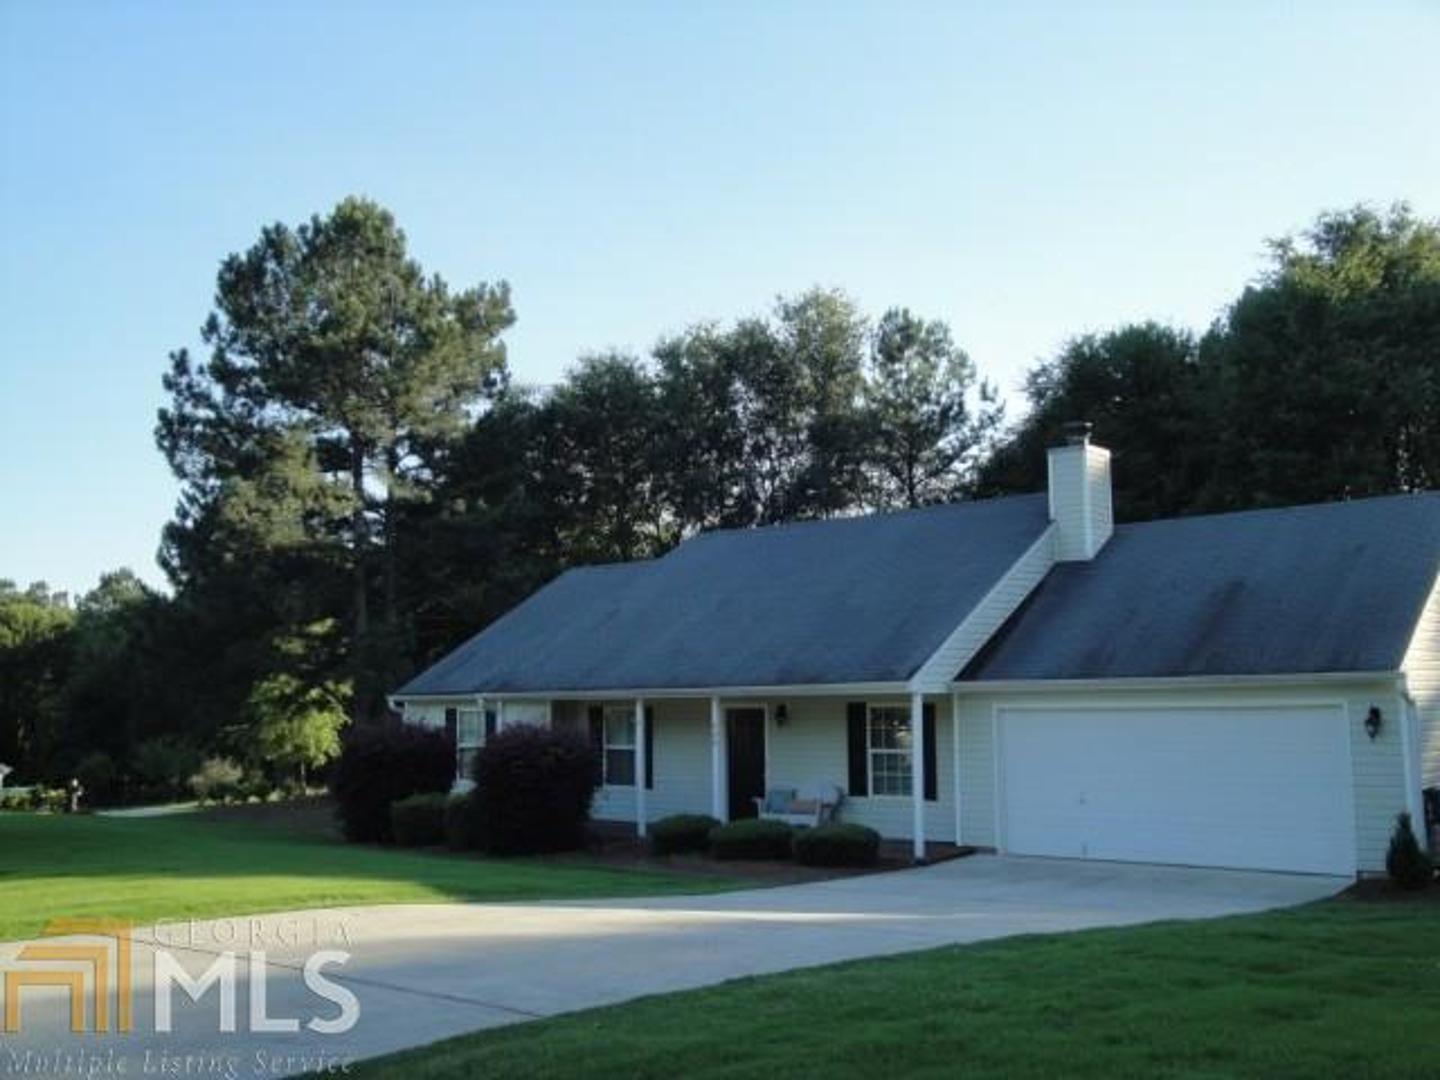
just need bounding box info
[1401,574,1440,791]
[502,701,550,729]
[397,699,462,731]
[551,699,715,822]
[767,696,958,842]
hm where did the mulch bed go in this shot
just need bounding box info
[549,821,977,886]
[193,798,978,886]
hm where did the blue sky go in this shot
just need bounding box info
[2,1,1437,597]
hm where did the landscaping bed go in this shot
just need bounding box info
[556,820,974,885]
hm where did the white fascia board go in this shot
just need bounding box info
[907,525,1057,693]
[389,693,484,705]
[951,671,1404,695]
[393,681,910,703]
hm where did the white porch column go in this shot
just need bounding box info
[635,698,648,838]
[952,691,963,847]
[495,699,506,730]
[911,691,925,862]
[710,696,727,821]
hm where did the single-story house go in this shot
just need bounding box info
[391,429,1440,877]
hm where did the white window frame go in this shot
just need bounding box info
[602,704,637,788]
[456,706,483,780]
[867,703,913,798]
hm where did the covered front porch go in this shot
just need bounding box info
[537,691,963,861]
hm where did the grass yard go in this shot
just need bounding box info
[353,895,1440,1080]
[0,804,740,942]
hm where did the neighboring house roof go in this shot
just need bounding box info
[962,492,1440,682]
[395,494,1052,695]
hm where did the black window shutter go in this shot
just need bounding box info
[484,708,497,739]
[444,707,458,746]
[587,705,605,784]
[644,706,655,789]
[846,702,868,797]
[922,703,937,802]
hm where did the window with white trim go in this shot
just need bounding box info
[602,704,636,787]
[456,707,483,780]
[868,705,912,797]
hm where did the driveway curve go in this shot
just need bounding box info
[1,856,1343,1076]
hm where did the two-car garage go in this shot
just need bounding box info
[995,704,1357,876]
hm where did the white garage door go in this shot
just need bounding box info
[997,705,1355,875]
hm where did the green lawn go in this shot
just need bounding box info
[353,896,1439,1080]
[0,806,738,942]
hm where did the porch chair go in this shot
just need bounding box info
[753,783,845,828]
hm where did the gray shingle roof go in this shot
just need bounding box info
[396,494,1051,695]
[962,493,1440,681]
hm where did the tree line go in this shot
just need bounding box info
[3,199,1436,796]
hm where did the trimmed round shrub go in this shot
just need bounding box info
[390,792,449,847]
[331,722,455,843]
[445,792,476,851]
[708,818,794,860]
[1386,812,1434,890]
[469,726,597,855]
[649,814,720,856]
[793,823,881,867]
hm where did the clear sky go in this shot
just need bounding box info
[2,1,1437,597]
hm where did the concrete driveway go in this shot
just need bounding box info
[1,856,1343,1076]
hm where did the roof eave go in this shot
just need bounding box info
[392,680,914,702]
[950,670,1403,694]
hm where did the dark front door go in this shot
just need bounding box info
[727,707,766,820]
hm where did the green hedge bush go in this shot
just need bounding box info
[391,792,450,847]
[708,818,794,860]
[331,722,455,843]
[469,726,597,855]
[649,814,720,856]
[793,822,881,867]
